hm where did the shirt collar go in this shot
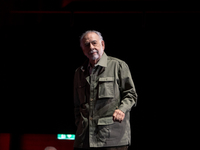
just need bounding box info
[81,52,108,72]
[95,52,107,68]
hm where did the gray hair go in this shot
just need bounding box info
[80,30,103,47]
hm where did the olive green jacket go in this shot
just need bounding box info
[73,53,137,148]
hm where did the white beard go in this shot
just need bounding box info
[92,53,99,60]
[90,50,99,60]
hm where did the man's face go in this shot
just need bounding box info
[81,32,105,61]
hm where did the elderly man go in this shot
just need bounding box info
[73,30,137,150]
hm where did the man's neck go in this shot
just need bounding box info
[89,58,100,68]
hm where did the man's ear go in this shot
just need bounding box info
[101,40,105,50]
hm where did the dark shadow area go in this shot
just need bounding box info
[0,0,198,150]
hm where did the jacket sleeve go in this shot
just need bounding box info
[118,61,138,113]
[74,70,81,127]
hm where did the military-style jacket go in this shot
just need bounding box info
[73,53,137,148]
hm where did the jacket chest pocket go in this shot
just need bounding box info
[98,77,114,99]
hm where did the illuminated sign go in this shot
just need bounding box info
[57,134,75,140]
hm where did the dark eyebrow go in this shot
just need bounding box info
[92,40,97,43]
[85,40,97,45]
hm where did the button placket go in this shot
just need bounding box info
[89,66,100,144]
[89,73,95,126]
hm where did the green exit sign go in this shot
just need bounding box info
[57,134,75,140]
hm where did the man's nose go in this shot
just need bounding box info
[90,43,94,49]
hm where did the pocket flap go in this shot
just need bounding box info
[99,77,114,82]
[98,116,114,125]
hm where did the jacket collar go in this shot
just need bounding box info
[95,52,107,68]
[81,52,108,72]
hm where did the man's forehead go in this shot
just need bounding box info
[83,32,100,41]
